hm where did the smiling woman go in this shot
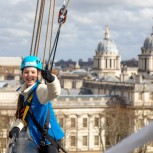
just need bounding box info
[6,55,65,153]
[22,67,40,87]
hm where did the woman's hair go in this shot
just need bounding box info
[15,94,24,119]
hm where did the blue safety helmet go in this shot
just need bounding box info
[20,55,42,70]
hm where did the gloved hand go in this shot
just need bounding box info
[9,127,20,138]
[41,70,55,83]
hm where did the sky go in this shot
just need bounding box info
[0,0,153,62]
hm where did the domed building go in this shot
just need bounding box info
[92,25,121,78]
[138,30,153,76]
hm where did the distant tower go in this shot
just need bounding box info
[75,61,80,69]
[138,26,153,76]
[92,25,121,78]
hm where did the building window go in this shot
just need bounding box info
[121,91,124,97]
[0,117,6,128]
[83,136,88,146]
[94,135,99,145]
[70,136,76,147]
[105,117,111,127]
[139,93,143,100]
[114,59,115,68]
[71,118,76,128]
[149,92,153,100]
[98,59,100,68]
[72,81,75,88]
[0,138,6,151]
[105,134,111,148]
[94,117,99,127]
[128,92,130,101]
[83,118,87,127]
[110,59,112,68]
[104,89,106,94]
[145,58,147,69]
[59,118,64,128]
[138,119,144,128]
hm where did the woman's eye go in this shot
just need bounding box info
[32,71,36,74]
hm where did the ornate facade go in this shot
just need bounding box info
[80,26,153,152]
[0,89,122,153]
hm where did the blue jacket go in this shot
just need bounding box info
[24,83,64,146]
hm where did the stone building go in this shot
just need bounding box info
[80,26,153,152]
[0,57,22,81]
[59,61,92,90]
[0,88,122,153]
[1,25,153,153]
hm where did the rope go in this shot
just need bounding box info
[29,0,70,71]
[49,0,56,56]
[35,0,46,56]
[33,0,45,56]
[44,0,56,70]
[33,0,43,56]
[30,0,40,56]
[42,0,53,69]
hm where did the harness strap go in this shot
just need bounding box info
[19,81,67,152]
[28,110,67,153]
[20,81,40,126]
[22,93,34,126]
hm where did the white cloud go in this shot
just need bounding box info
[0,0,153,61]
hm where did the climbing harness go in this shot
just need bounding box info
[28,109,68,153]
[16,81,39,126]
[18,87,68,153]
[21,93,34,126]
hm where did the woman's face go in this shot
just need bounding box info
[22,67,40,87]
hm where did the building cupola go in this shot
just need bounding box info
[96,25,119,54]
[93,25,121,78]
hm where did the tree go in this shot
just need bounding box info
[93,98,134,152]
[132,109,151,153]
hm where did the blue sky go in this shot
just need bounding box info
[0,0,153,61]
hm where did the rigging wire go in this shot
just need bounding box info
[45,0,70,71]
[45,25,61,71]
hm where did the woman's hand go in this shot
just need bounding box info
[41,70,55,83]
[9,127,20,138]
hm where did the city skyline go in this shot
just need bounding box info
[0,0,153,61]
